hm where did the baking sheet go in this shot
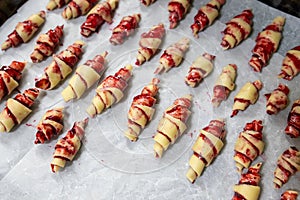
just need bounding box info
[0,0,299,199]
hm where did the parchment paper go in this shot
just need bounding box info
[0,0,299,199]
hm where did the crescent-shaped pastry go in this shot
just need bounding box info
[61,51,108,102]
[34,107,64,144]
[154,37,190,74]
[51,118,88,173]
[153,94,192,158]
[281,190,298,200]
[186,119,226,183]
[221,9,253,50]
[231,80,263,117]
[1,11,46,51]
[62,0,98,20]
[109,14,141,45]
[141,0,156,6]
[0,61,26,101]
[234,120,264,173]
[35,40,85,90]
[168,0,191,29]
[212,64,237,107]
[278,46,300,80]
[285,99,300,138]
[233,162,262,200]
[80,0,119,37]
[273,146,300,189]
[191,0,225,38]
[135,23,166,66]
[249,16,285,72]
[185,53,215,87]
[265,83,289,115]
[30,25,64,63]
[86,64,133,118]
[0,88,39,132]
[47,0,70,11]
[124,78,160,142]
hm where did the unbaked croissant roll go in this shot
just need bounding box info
[61,51,108,102]
[141,0,156,6]
[47,0,70,10]
[80,0,119,37]
[30,25,64,63]
[51,118,88,173]
[185,53,215,87]
[0,88,39,132]
[278,46,300,80]
[281,190,298,200]
[191,0,225,38]
[221,9,253,50]
[62,0,98,20]
[35,40,85,90]
[265,83,289,115]
[86,64,133,118]
[212,64,237,107]
[153,94,192,158]
[135,23,166,66]
[1,11,46,51]
[154,37,190,74]
[0,61,26,101]
[231,80,263,117]
[233,162,262,200]
[109,14,141,45]
[234,120,264,173]
[168,0,191,29]
[186,119,226,183]
[34,107,64,144]
[273,146,300,189]
[285,99,300,138]
[124,78,160,142]
[249,16,285,72]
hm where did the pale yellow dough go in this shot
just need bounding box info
[61,52,107,102]
[0,99,31,132]
[192,55,214,77]
[16,12,45,43]
[234,130,265,172]
[200,0,221,25]
[232,81,262,112]
[186,129,224,182]
[155,37,190,73]
[62,0,93,20]
[233,184,260,200]
[0,71,19,95]
[259,16,285,52]
[86,65,133,117]
[51,133,81,172]
[215,64,236,91]
[47,0,70,10]
[51,119,87,172]
[153,94,192,158]
[88,0,118,23]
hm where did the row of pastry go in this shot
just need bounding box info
[44,0,299,80]
[0,3,298,151]
[1,81,295,199]
[122,70,299,199]
[0,0,298,191]
[186,118,299,199]
[1,7,299,83]
[0,0,298,143]
[124,83,299,198]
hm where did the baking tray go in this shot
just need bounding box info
[0,0,299,199]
